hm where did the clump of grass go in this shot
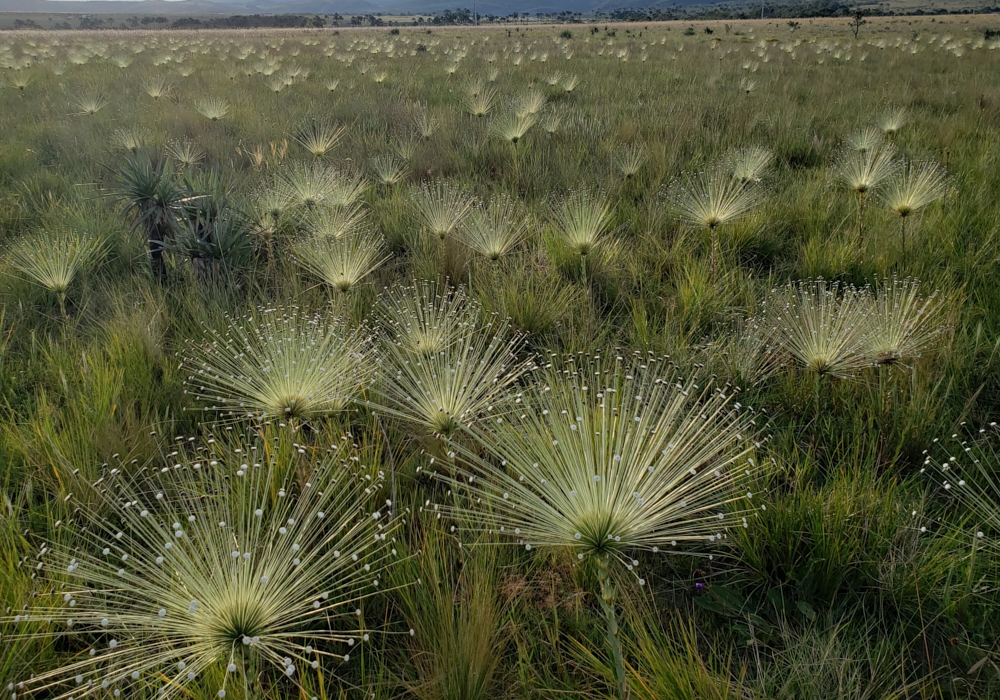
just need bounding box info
[182,306,371,421]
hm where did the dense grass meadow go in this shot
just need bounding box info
[2,15,1000,699]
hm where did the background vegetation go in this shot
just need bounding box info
[1,15,1000,699]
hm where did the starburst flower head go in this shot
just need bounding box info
[378,280,477,357]
[552,189,614,258]
[280,162,368,213]
[861,277,944,365]
[880,159,947,218]
[2,432,402,699]
[446,353,761,561]
[194,97,230,121]
[768,279,870,377]
[371,284,533,438]
[490,112,538,145]
[461,194,528,261]
[411,181,475,241]
[183,306,372,420]
[7,229,106,298]
[613,142,647,179]
[165,138,205,169]
[835,143,897,195]
[294,229,387,294]
[723,145,773,184]
[671,168,762,230]
[845,125,883,153]
[877,106,908,137]
[369,154,407,187]
[295,120,347,159]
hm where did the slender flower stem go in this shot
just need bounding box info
[596,553,626,700]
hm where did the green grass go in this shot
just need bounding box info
[0,16,1000,700]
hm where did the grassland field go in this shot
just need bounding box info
[0,13,999,700]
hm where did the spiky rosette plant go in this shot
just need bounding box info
[445,353,761,700]
[1,432,403,700]
[368,285,533,442]
[861,277,945,366]
[7,229,106,319]
[182,306,371,421]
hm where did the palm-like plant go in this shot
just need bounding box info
[111,154,192,281]
[183,306,371,421]
[879,160,947,255]
[446,354,759,700]
[861,277,944,366]
[671,169,761,279]
[411,182,475,242]
[7,229,105,318]
[461,194,528,262]
[2,433,401,699]
[552,189,615,284]
[834,144,897,263]
[371,285,532,440]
